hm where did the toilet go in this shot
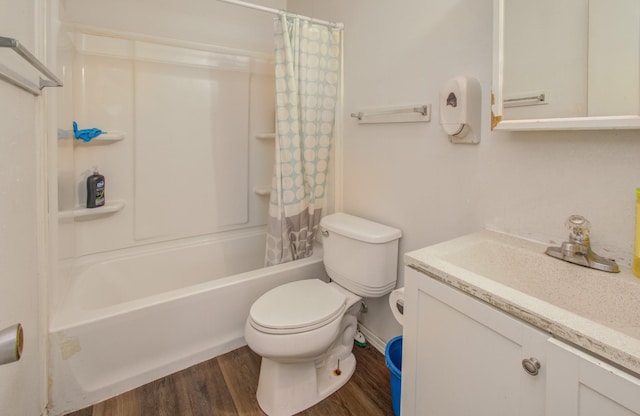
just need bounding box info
[244,213,402,416]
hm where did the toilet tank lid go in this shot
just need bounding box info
[320,213,402,244]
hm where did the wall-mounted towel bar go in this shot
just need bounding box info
[350,104,431,124]
[503,92,549,108]
[0,36,63,95]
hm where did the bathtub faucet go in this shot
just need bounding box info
[545,215,619,273]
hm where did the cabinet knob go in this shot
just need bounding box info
[521,357,541,376]
[0,324,23,365]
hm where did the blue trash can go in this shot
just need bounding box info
[385,335,403,416]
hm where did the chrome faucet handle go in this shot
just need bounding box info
[546,214,619,273]
[565,214,590,245]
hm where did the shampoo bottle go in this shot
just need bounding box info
[86,168,105,208]
[634,188,640,278]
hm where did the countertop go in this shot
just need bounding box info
[404,229,640,376]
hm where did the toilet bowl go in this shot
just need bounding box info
[244,213,402,416]
[245,280,362,416]
[245,280,359,361]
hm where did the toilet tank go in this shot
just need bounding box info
[320,213,402,297]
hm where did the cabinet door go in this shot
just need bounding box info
[402,268,549,416]
[547,338,640,416]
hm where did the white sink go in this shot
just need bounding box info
[405,229,640,374]
[441,238,640,340]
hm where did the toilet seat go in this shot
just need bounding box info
[249,279,346,335]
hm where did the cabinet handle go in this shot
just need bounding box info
[521,357,541,376]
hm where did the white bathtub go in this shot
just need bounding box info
[49,228,327,415]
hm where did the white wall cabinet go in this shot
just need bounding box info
[402,267,640,416]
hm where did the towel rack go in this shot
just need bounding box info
[0,36,63,95]
[350,104,431,124]
[503,92,549,108]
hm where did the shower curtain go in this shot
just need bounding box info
[265,15,341,266]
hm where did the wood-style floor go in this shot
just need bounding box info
[65,343,393,416]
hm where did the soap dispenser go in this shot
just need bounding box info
[439,76,482,144]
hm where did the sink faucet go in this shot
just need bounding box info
[545,215,619,273]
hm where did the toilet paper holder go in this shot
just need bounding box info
[389,287,405,326]
[395,299,404,315]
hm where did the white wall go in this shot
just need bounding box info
[289,0,640,343]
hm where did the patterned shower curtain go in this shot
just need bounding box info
[265,15,342,266]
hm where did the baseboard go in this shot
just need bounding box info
[356,323,386,354]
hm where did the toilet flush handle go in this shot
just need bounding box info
[321,229,329,237]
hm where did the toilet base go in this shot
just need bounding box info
[256,352,356,416]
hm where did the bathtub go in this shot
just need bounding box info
[49,227,327,415]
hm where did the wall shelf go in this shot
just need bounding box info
[255,132,275,140]
[253,186,271,196]
[59,200,126,221]
[76,131,125,144]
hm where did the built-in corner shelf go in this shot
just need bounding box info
[77,131,125,144]
[253,186,271,196]
[255,132,275,140]
[59,200,126,221]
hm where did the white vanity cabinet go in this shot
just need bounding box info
[546,338,640,416]
[402,267,549,416]
[402,267,640,416]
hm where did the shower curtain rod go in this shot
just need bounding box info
[215,0,344,29]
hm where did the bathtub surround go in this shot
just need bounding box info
[54,0,288,288]
[50,2,310,413]
[57,29,275,257]
[51,30,282,389]
[266,15,342,266]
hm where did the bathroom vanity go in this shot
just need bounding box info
[402,230,640,416]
